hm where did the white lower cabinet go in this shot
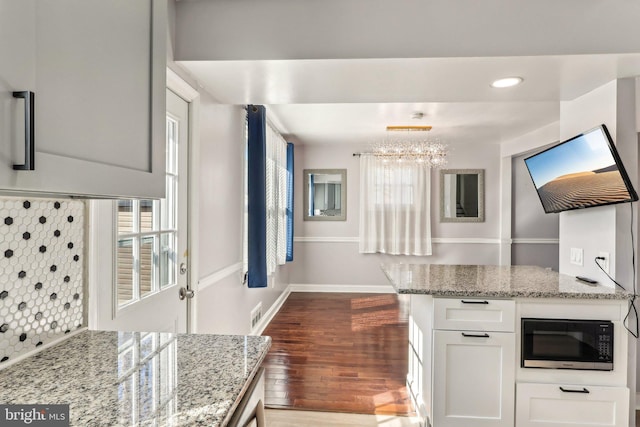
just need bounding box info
[515,382,629,427]
[433,330,515,427]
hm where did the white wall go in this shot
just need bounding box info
[511,150,559,270]
[557,80,637,284]
[289,142,502,287]
[188,93,290,336]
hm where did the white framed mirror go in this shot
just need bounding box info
[303,169,347,221]
[440,169,485,223]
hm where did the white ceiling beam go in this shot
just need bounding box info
[175,0,640,61]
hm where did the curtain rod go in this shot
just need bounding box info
[353,152,373,157]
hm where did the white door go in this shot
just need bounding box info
[433,330,515,427]
[90,89,190,333]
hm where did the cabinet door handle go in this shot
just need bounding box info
[559,386,590,394]
[461,332,490,338]
[12,91,35,171]
[461,300,489,305]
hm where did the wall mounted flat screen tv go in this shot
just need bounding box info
[524,124,638,214]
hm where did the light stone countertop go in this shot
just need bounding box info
[381,264,631,299]
[0,330,271,426]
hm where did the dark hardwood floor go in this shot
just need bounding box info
[261,292,414,416]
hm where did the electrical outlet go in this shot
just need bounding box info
[250,302,263,331]
[570,248,583,266]
[598,252,610,274]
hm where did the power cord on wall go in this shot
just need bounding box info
[594,202,638,338]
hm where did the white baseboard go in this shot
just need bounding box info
[289,283,395,293]
[252,286,292,336]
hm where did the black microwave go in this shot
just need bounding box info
[521,318,614,371]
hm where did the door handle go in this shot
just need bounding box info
[178,287,194,300]
[559,386,590,394]
[461,300,489,305]
[12,91,35,171]
[461,332,490,338]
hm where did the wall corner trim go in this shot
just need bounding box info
[198,262,243,292]
[167,67,199,101]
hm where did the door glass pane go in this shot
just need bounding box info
[161,176,176,230]
[140,200,154,233]
[166,118,178,175]
[117,238,135,305]
[160,233,176,289]
[139,236,155,297]
[117,201,134,234]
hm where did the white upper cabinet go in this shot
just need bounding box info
[0,0,166,198]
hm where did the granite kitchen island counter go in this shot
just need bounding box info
[0,330,271,426]
[382,263,631,299]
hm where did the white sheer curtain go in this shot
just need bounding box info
[265,123,288,275]
[359,155,432,255]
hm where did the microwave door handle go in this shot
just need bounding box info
[559,386,590,394]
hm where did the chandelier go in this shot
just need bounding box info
[372,125,448,168]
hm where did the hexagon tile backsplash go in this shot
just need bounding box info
[0,198,84,365]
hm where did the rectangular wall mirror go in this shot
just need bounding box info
[440,169,485,222]
[303,169,347,221]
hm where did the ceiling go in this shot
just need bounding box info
[178,54,640,147]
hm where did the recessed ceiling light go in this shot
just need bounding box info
[491,77,523,88]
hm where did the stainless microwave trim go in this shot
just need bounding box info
[521,318,614,372]
[523,360,614,371]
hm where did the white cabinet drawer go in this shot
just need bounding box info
[434,298,515,332]
[515,382,629,427]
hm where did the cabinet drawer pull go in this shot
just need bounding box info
[559,386,590,394]
[461,332,490,338]
[461,300,489,305]
[12,91,35,171]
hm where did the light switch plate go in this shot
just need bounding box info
[570,247,583,266]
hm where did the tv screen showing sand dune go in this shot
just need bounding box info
[524,126,637,213]
[537,167,631,213]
